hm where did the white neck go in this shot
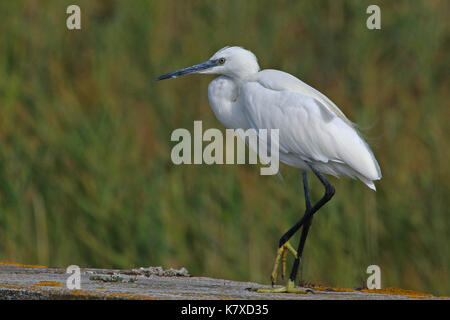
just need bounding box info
[207,76,250,130]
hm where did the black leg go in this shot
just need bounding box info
[278,171,311,248]
[279,166,335,247]
[302,170,312,212]
[290,217,313,284]
[288,165,335,283]
[285,170,313,284]
[297,171,313,284]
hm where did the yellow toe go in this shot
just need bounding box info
[255,280,311,294]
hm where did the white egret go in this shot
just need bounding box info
[156,46,381,293]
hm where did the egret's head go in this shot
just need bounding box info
[156,46,260,81]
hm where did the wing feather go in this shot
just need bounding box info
[249,69,356,128]
[240,78,381,183]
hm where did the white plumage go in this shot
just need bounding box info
[158,46,382,190]
[156,46,383,291]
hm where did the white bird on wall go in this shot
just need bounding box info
[156,46,381,293]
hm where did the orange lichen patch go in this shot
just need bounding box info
[96,286,106,290]
[0,261,46,268]
[103,292,154,300]
[360,286,433,298]
[309,285,355,292]
[71,289,94,295]
[69,289,101,299]
[0,284,24,290]
[34,280,64,287]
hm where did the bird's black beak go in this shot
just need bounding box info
[155,59,219,81]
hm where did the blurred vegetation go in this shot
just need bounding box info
[0,0,448,295]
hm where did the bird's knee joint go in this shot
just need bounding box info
[325,185,335,200]
[279,237,287,248]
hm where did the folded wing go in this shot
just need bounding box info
[241,70,381,189]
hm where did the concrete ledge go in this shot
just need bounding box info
[0,262,446,300]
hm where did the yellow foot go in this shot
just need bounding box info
[255,280,312,294]
[270,241,298,285]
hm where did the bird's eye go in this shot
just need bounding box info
[218,58,226,65]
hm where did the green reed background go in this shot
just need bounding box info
[0,0,448,295]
